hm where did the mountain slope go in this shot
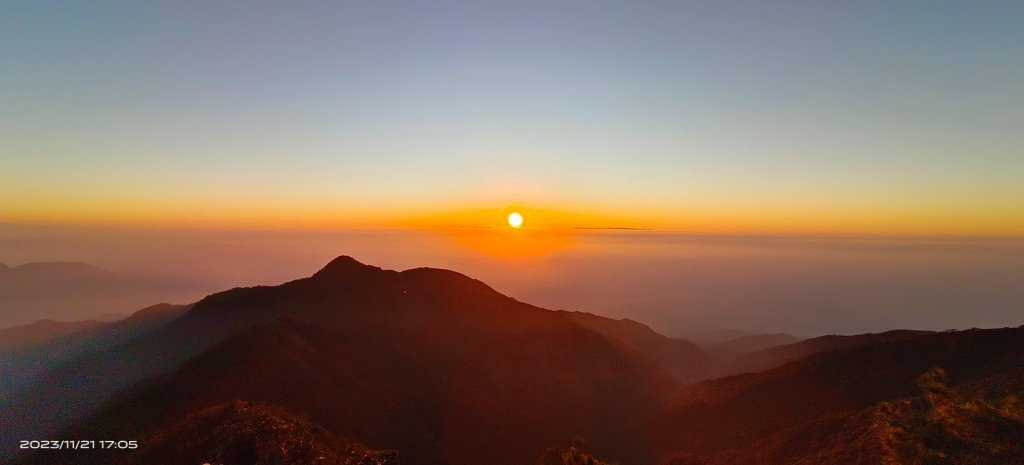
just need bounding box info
[700,333,801,361]
[0,262,197,326]
[0,319,106,352]
[653,326,1024,460]
[15,256,680,465]
[558,310,711,382]
[0,303,188,399]
[72,400,398,465]
[665,367,1024,465]
[717,329,933,377]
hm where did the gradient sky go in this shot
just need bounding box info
[2,1,1023,234]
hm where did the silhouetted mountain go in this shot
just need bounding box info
[0,261,202,327]
[0,319,106,352]
[2,261,99,274]
[664,368,1024,465]
[13,256,679,465]
[8,257,1023,465]
[697,333,801,364]
[690,329,756,344]
[653,326,1024,462]
[558,311,711,382]
[0,303,188,427]
[719,329,933,376]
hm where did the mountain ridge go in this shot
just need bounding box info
[6,256,689,465]
[6,256,1022,465]
[653,325,1024,460]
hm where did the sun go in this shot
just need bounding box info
[507,212,524,228]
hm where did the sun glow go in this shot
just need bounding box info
[507,212,524,228]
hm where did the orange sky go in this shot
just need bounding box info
[4,196,1022,238]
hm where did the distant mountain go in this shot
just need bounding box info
[0,261,202,327]
[698,333,801,363]
[690,329,757,344]
[718,329,933,376]
[0,303,188,399]
[12,256,680,465]
[653,326,1024,462]
[558,310,711,382]
[0,319,107,352]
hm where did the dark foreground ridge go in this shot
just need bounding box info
[130,400,398,465]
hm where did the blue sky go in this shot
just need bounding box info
[2,1,1022,233]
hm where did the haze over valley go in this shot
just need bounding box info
[3,224,1022,335]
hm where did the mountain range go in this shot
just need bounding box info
[3,256,1021,465]
[0,261,203,327]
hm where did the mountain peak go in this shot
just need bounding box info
[311,255,383,280]
[10,261,104,275]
